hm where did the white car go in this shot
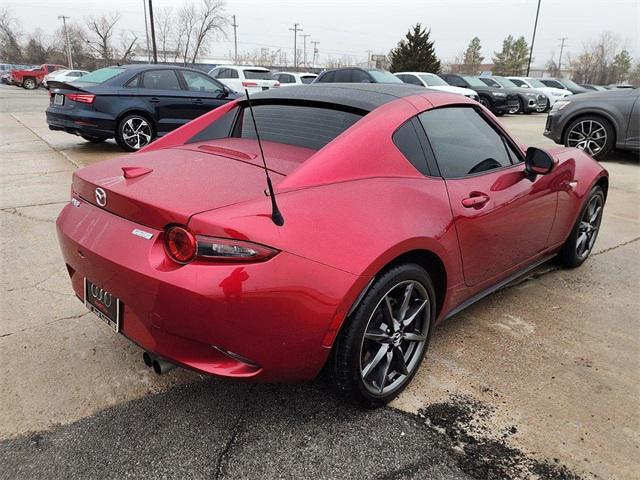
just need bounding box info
[394,72,480,101]
[506,76,572,109]
[208,65,280,93]
[43,69,89,88]
[273,71,318,86]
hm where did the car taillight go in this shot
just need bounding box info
[164,226,197,264]
[242,81,258,87]
[67,93,95,104]
[163,226,278,264]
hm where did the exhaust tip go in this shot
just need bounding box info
[152,358,177,375]
[142,351,154,368]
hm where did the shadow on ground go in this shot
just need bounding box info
[0,377,580,480]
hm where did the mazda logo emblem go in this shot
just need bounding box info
[95,187,107,207]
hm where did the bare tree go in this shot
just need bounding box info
[119,31,138,63]
[0,8,23,63]
[155,7,173,62]
[570,32,626,84]
[85,13,120,63]
[189,0,226,63]
[176,3,197,65]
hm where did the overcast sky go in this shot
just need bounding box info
[4,0,640,65]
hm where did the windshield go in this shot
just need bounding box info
[561,79,583,90]
[419,74,448,86]
[493,77,518,88]
[368,70,403,83]
[462,76,487,87]
[243,69,275,80]
[525,78,546,88]
[77,67,124,84]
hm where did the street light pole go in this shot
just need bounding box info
[142,0,151,63]
[232,15,238,64]
[558,37,568,74]
[526,0,542,76]
[148,0,158,64]
[58,16,73,69]
[289,23,302,69]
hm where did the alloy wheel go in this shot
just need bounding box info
[576,194,603,260]
[359,280,430,395]
[479,97,490,108]
[121,117,152,150]
[566,120,607,156]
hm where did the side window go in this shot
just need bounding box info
[510,79,525,87]
[125,74,140,88]
[181,70,223,93]
[228,69,239,79]
[419,107,517,178]
[351,69,371,83]
[210,68,222,78]
[401,74,422,86]
[447,76,466,88]
[279,74,294,83]
[141,70,181,90]
[317,71,335,82]
[334,69,351,82]
[392,120,430,175]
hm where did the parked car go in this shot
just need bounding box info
[439,73,519,116]
[208,65,280,93]
[506,76,572,110]
[273,71,318,86]
[478,75,547,113]
[314,67,404,84]
[56,84,608,406]
[394,72,479,100]
[46,65,238,151]
[581,84,608,91]
[539,78,589,95]
[544,88,639,159]
[43,69,90,89]
[10,63,67,89]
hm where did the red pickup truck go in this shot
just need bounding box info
[10,64,67,89]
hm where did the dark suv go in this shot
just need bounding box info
[478,76,547,114]
[314,68,404,84]
[439,74,519,116]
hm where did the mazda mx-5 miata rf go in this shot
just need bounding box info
[56,84,608,406]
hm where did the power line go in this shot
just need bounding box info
[300,34,311,68]
[311,40,320,67]
[288,23,302,69]
[58,15,73,69]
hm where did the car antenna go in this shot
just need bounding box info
[243,88,284,226]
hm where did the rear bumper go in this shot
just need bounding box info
[56,198,363,382]
[46,107,115,138]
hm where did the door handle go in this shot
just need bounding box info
[149,97,160,103]
[462,193,490,208]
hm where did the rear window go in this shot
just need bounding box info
[187,104,363,151]
[243,69,274,80]
[300,75,316,84]
[76,67,124,84]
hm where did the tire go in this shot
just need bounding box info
[557,186,605,268]
[478,96,492,110]
[115,114,155,152]
[330,263,436,407]
[81,135,108,143]
[563,115,614,159]
[509,98,523,114]
[22,77,37,90]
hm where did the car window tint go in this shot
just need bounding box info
[400,74,422,86]
[142,70,181,90]
[334,69,352,82]
[510,78,525,87]
[393,120,429,175]
[210,68,222,78]
[351,69,371,83]
[480,77,500,87]
[125,74,140,88]
[78,67,124,84]
[182,70,222,93]
[300,75,316,84]
[244,69,273,80]
[228,69,239,79]
[419,107,513,178]
[317,71,335,82]
[236,104,362,150]
[447,76,466,88]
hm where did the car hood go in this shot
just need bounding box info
[71,139,314,229]
[428,85,476,96]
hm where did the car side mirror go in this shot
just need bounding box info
[524,147,555,181]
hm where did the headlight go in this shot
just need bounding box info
[492,92,507,97]
[551,91,564,97]
[550,100,570,112]
[526,93,536,98]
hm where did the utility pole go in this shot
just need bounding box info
[58,16,73,69]
[558,37,568,74]
[311,41,320,68]
[526,0,542,76]
[232,15,238,64]
[300,34,311,68]
[148,0,158,64]
[289,23,302,69]
[142,0,151,63]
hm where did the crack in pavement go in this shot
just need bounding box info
[1,207,56,223]
[592,236,640,256]
[0,200,68,210]
[0,312,90,339]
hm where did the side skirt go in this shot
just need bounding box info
[443,254,556,321]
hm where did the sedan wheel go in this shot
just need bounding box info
[331,264,435,407]
[565,116,613,159]
[116,115,154,151]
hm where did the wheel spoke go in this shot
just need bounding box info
[403,332,427,342]
[391,347,409,376]
[362,345,387,379]
[364,330,391,344]
[376,351,393,393]
[576,232,588,253]
[589,206,602,223]
[398,283,414,321]
[381,295,395,330]
[402,299,428,327]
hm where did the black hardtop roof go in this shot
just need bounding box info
[248,83,426,112]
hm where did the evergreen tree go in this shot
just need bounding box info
[462,37,484,74]
[389,23,440,73]
[611,50,632,83]
[492,35,530,75]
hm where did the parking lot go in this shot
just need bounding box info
[0,84,638,479]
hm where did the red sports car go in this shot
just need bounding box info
[56,84,607,406]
